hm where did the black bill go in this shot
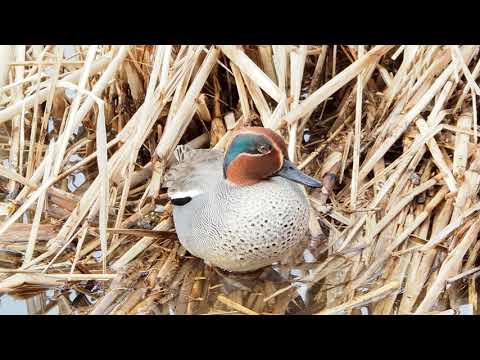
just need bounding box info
[276,159,323,188]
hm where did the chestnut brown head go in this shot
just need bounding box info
[223,127,322,188]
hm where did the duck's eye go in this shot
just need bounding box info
[257,144,271,154]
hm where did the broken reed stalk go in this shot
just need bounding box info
[350,45,364,210]
[315,281,400,315]
[23,141,55,264]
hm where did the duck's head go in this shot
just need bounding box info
[223,127,323,188]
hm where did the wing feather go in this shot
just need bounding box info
[164,147,224,200]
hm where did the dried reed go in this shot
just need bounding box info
[0,45,479,315]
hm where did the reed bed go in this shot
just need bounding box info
[0,45,479,315]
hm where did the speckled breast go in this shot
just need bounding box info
[174,177,310,272]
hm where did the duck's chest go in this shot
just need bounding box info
[210,177,309,225]
[187,178,309,259]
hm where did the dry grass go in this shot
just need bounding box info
[0,45,479,315]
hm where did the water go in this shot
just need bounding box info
[0,295,29,315]
[0,294,59,315]
[67,171,86,192]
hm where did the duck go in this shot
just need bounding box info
[163,127,322,273]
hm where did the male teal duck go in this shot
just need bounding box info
[164,127,322,272]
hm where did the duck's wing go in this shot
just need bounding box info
[163,147,224,204]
